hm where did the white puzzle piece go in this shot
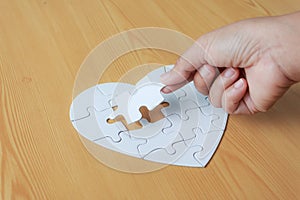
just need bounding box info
[70,65,228,167]
[70,83,134,121]
[70,86,110,121]
[143,140,188,164]
[72,105,126,142]
[110,82,165,124]
[173,145,204,167]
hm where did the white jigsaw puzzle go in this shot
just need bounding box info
[70,65,228,167]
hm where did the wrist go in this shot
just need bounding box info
[276,12,300,82]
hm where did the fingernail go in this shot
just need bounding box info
[200,65,211,77]
[161,86,172,93]
[224,68,235,78]
[234,79,244,89]
[160,72,170,81]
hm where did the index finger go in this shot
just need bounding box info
[160,40,208,89]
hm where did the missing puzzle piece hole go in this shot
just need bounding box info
[139,102,169,123]
[106,102,169,131]
[107,115,142,130]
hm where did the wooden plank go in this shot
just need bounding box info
[0,0,299,199]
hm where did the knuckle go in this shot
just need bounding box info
[194,73,209,95]
[210,67,217,78]
[225,102,236,114]
[175,56,188,67]
[209,94,221,108]
[194,79,209,95]
[223,92,237,114]
[247,99,267,114]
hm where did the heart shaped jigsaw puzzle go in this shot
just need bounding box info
[70,65,228,167]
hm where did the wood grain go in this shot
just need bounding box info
[1,0,299,199]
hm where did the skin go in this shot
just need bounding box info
[161,12,300,114]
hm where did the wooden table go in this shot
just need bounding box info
[1,0,299,199]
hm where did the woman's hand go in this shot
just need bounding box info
[161,12,300,114]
